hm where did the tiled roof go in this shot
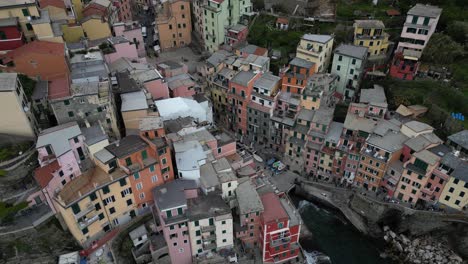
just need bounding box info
[34,161,60,188]
[5,41,65,58]
[47,76,70,100]
[39,0,66,9]
[261,192,288,223]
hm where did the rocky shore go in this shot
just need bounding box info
[382,226,464,264]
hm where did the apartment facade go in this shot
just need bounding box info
[280,57,316,94]
[155,0,192,50]
[203,0,252,52]
[0,0,39,41]
[330,44,368,99]
[54,167,136,246]
[0,73,38,138]
[353,20,390,58]
[296,34,334,73]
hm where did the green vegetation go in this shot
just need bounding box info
[0,201,28,223]
[336,0,391,19]
[0,170,6,177]
[18,74,36,100]
[0,141,33,162]
[422,33,466,65]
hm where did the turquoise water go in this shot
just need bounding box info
[297,200,395,264]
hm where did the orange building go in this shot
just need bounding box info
[280,57,316,94]
[100,118,174,209]
[155,0,192,50]
[0,41,69,80]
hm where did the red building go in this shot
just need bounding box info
[0,17,25,53]
[259,193,301,263]
[280,57,316,94]
[389,50,421,80]
[225,24,248,46]
[227,71,261,136]
[113,0,132,22]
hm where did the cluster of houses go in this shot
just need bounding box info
[0,0,465,263]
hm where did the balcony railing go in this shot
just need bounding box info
[201,225,216,233]
[202,233,216,241]
[74,203,95,220]
[78,213,99,229]
[202,242,217,251]
[270,236,291,247]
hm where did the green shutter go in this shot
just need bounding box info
[177,208,183,215]
[90,192,97,201]
[141,150,147,159]
[166,210,172,217]
[125,157,132,166]
[103,186,110,194]
[71,204,81,215]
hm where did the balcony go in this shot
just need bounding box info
[164,213,188,225]
[421,187,435,196]
[74,203,95,220]
[201,225,216,233]
[355,33,386,40]
[202,233,216,241]
[78,213,100,229]
[361,148,389,162]
[270,236,291,247]
[203,242,217,251]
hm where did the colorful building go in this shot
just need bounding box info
[153,180,198,264]
[203,0,252,52]
[32,122,86,210]
[0,0,39,41]
[81,15,112,41]
[353,20,390,59]
[330,44,368,99]
[225,24,248,46]
[0,73,38,138]
[101,133,175,209]
[235,180,264,249]
[54,167,136,246]
[0,41,70,80]
[280,57,316,94]
[259,192,301,263]
[0,17,25,53]
[439,162,468,210]
[155,0,192,50]
[113,21,146,58]
[227,70,261,136]
[296,34,334,73]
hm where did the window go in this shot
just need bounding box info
[82,227,89,235]
[121,188,132,197]
[26,23,33,31]
[151,175,158,183]
[423,17,430,26]
[162,158,167,165]
[103,186,110,194]
[222,230,226,234]
[169,24,172,30]
[454,179,460,184]
[125,157,132,166]
[119,178,126,187]
[338,55,342,61]
[97,107,103,112]
[460,191,465,198]
[126,199,132,206]
[95,203,101,210]
[222,220,226,225]
[90,192,97,201]
[136,182,143,190]
[181,4,184,9]
[352,59,356,65]
[71,204,81,215]
[195,220,199,226]
[0,31,6,40]
[177,208,183,215]
[278,222,283,229]
[196,230,201,236]
[412,15,418,24]
[197,239,201,244]
[64,100,70,105]
[68,111,74,117]
[109,207,116,214]
[22,8,30,17]
[336,65,341,71]
[139,193,145,199]
[99,213,104,220]
[223,239,227,243]
[103,196,115,206]
[444,195,450,201]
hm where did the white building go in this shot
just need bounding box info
[174,140,207,181]
[155,97,213,125]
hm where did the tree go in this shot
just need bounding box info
[422,33,465,65]
[447,21,468,44]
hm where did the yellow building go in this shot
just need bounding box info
[81,15,111,41]
[353,20,390,57]
[71,0,84,21]
[31,10,64,43]
[0,73,38,138]
[439,173,468,211]
[61,24,85,43]
[54,167,137,245]
[0,0,39,41]
[38,1,75,23]
[296,34,334,73]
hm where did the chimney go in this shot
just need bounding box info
[78,190,82,197]
[85,120,91,128]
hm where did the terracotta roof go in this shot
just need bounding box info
[34,161,60,188]
[4,41,65,58]
[261,192,288,223]
[386,9,401,16]
[254,47,268,56]
[48,76,71,100]
[39,0,66,9]
[276,17,289,24]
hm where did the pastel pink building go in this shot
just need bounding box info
[30,122,87,212]
[113,0,132,22]
[113,22,146,58]
[104,36,139,64]
[167,73,198,98]
[153,180,198,264]
[225,24,248,46]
